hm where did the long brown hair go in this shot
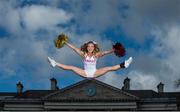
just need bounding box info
[81,41,100,54]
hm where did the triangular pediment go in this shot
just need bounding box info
[43,79,139,101]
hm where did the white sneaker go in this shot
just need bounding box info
[48,57,56,67]
[124,57,133,68]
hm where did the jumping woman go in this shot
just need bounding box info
[48,40,132,78]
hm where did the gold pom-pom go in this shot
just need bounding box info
[54,33,68,48]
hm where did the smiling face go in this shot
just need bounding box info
[87,43,95,53]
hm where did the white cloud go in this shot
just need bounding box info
[128,71,159,90]
[20,5,72,31]
[0,1,22,34]
[97,70,159,91]
[0,1,73,34]
[151,25,180,90]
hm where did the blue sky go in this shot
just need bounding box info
[0,0,180,92]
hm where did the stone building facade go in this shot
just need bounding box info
[0,77,179,111]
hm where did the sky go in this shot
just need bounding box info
[0,0,180,92]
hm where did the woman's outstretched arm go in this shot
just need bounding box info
[65,42,84,57]
[96,49,114,58]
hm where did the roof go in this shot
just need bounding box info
[124,90,161,98]
[14,90,57,98]
[0,92,17,96]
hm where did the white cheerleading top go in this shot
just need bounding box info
[83,55,97,78]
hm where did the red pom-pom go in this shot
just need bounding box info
[113,42,126,57]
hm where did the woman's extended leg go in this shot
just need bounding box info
[56,63,86,77]
[48,57,86,77]
[94,65,121,78]
[94,57,133,78]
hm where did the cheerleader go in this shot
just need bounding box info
[48,34,132,78]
